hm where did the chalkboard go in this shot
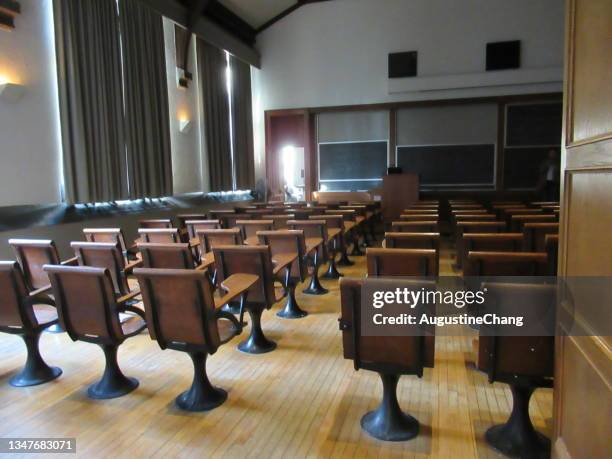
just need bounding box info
[319,179,382,192]
[396,144,495,186]
[319,141,388,181]
[504,147,551,189]
[506,103,562,146]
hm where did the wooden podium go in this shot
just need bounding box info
[382,174,419,221]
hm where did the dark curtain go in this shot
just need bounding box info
[198,39,233,191]
[119,0,173,198]
[53,0,128,203]
[230,55,255,190]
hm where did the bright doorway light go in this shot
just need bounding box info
[282,145,297,187]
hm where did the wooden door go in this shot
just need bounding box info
[554,0,612,457]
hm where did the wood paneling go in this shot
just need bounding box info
[554,0,612,456]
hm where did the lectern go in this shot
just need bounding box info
[382,173,419,221]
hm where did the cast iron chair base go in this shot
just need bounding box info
[337,251,354,266]
[238,307,277,354]
[9,333,62,387]
[222,303,242,315]
[303,254,328,295]
[277,285,308,319]
[361,373,419,442]
[485,385,550,458]
[350,238,365,256]
[175,352,227,411]
[87,344,138,399]
[322,257,343,279]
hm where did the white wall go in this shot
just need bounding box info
[252,0,565,179]
[163,18,209,195]
[0,0,62,206]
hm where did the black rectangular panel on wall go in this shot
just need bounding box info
[319,141,388,181]
[320,179,383,192]
[503,147,551,189]
[396,144,495,186]
[506,103,563,146]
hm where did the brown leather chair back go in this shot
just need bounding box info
[213,245,275,306]
[139,219,173,229]
[390,221,438,233]
[339,278,434,374]
[83,228,128,253]
[464,251,549,276]
[138,243,196,269]
[45,265,124,344]
[71,242,130,296]
[236,220,273,240]
[0,261,36,330]
[185,220,221,240]
[138,228,181,243]
[523,223,559,252]
[197,228,242,253]
[9,239,60,291]
[383,232,439,251]
[257,230,306,280]
[367,248,437,276]
[478,283,555,384]
[135,268,221,353]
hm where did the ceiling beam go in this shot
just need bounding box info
[140,0,260,67]
[256,0,332,34]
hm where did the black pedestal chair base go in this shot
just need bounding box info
[302,255,328,295]
[361,373,419,442]
[485,385,550,458]
[277,274,308,319]
[88,344,139,400]
[322,257,343,279]
[176,352,228,411]
[238,306,276,354]
[10,333,62,387]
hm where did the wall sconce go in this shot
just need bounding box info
[0,76,25,102]
[179,118,192,134]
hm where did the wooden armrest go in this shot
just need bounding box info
[61,256,79,266]
[272,253,298,276]
[124,259,143,274]
[244,236,260,246]
[327,228,342,239]
[305,237,323,253]
[196,252,215,271]
[29,285,52,297]
[215,273,259,309]
[343,221,356,232]
[117,289,141,305]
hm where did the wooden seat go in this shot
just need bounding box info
[0,261,62,387]
[478,282,555,457]
[139,219,173,229]
[257,230,309,319]
[44,265,146,399]
[455,221,507,268]
[287,220,327,295]
[9,239,79,295]
[212,245,291,354]
[390,221,438,232]
[367,248,438,276]
[464,251,549,276]
[71,242,141,301]
[83,228,135,260]
[339,277,435,441]
[510,214,557,231]
[522,222,559,252]
[185,219,220,241]
[399,214,439,222]
[134,268,257,411]
[460,233,524,270]
[235,220,273,246]
[137,242,203,270]
[310,214,348,276]
[138,228,181,244]
[197,228,242,253]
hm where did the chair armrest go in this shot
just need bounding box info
[116,289,141,306]
[120,304,146,321]
[124,259,143,275]
[214,273,258,309]
[272,253,298,276]
[61,256,79,266]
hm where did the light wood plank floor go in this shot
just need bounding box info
[0,239,553,458]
